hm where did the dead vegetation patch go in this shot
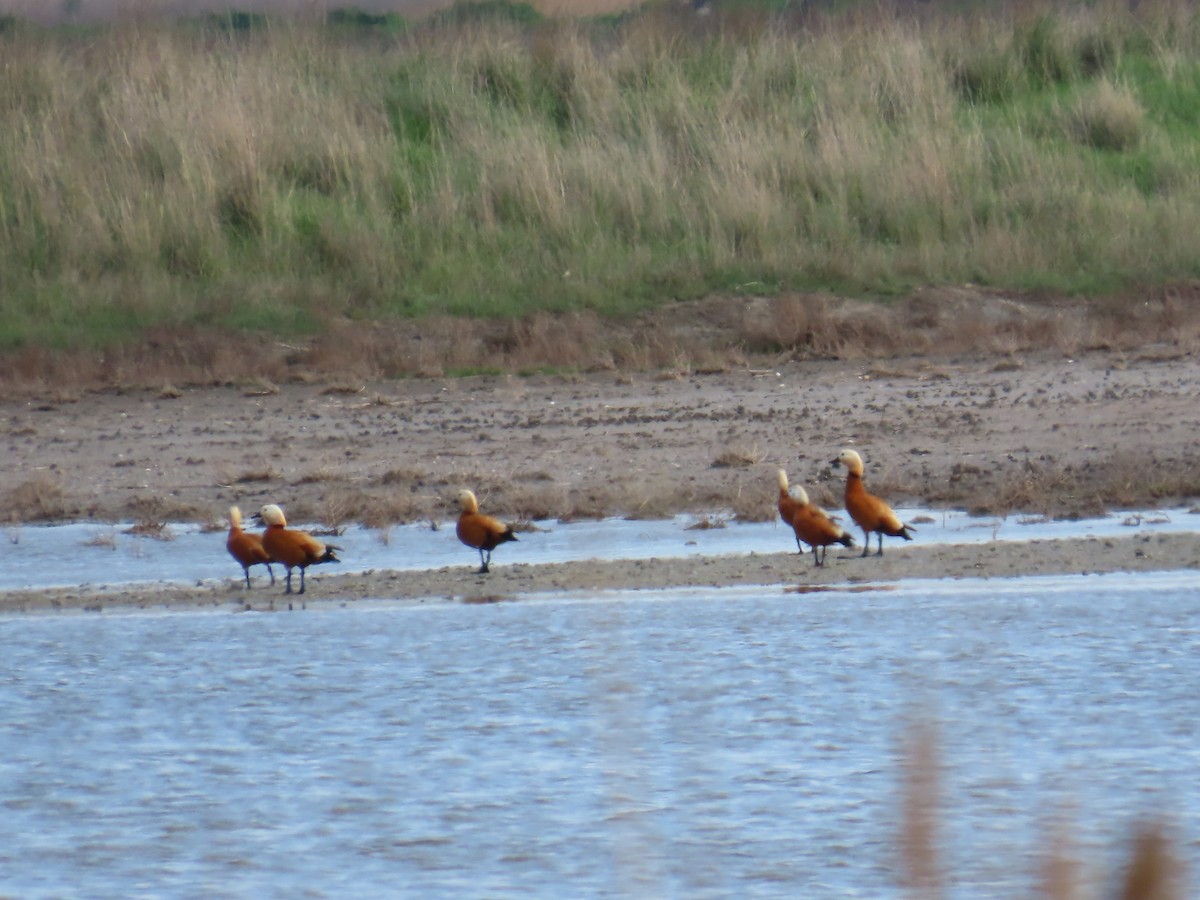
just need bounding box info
[121,494,210,526]
[921,450,1200,520]
[347,468,787,526]
[320,383,366,396]
[242,380,280,397]
[379,467,427,485]
[293,467,348,485]
[122,496,172,538]
[4,287,1199,396]
[460,594,516,605]
[222,466,280,486]
[82,530,118,549]
[502,483,572,522]
[685,515,728,530]
[4,474,67,522]
[279,484,443,531]
[125,521,174,541]
[711,448,762,468]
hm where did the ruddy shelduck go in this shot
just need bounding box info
[254,504,340,595]
[226,505,275,589]
[456,489,517,574]
[776,468,805,550]
[830,449,915,556]
[778,469,854,565]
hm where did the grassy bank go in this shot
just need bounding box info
[3,0,1200,363]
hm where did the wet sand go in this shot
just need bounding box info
[3,530,1197,614]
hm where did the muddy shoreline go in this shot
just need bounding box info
[3,530,1196,614]
[3,341,1200,610]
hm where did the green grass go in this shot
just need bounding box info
[6,1,1200,352]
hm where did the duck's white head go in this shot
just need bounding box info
[793,485,810,505]
[259,504,287,527]
[777,469,790,494]
[229,505,243,528]
[456,489,479,514]
[833,448,864,475]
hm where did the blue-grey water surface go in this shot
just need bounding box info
[3,571,1200,897]
[2,508,1197,591]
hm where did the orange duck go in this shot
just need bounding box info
[456,489,517,574]
[830,449,915,556]
[226,505,275,589]
[255,504,340,595]
[792,486,856,566]
[776,469,804,549]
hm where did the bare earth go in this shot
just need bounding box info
[3,345,1199,611]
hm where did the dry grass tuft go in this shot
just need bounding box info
[293,467,347,485]
[242,380,281,397]
[318,491,359,530]
[504,483,573,522]
[355,490,441,529]
[125,520,174,541]
[711,448,762,469]
[123,496,174,539]
[959,449,1200,520]
[1037,819,1082,900]
[2,330,296,396]
[1067,79,1145,152]
[5,474,67,521]
[736,295,835,355]
[378,467,427,486]
[320,383,366,396]
[1118,822,1180,900]
[230,467,280,485]
[898,719,942,896]
[82,530,118,549]
[460,594,516,605]
[805,483,842,511]
[729,478,776,523]
[661,288,1200,374]
[900,719,1182,898]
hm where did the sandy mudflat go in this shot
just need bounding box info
[2,345,1199,611]
[2,530,1197,614]
[5,347,1200,523]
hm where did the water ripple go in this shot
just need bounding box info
[0,574,1198,896]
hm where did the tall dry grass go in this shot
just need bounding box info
[897,718,1185,899]
[5,1,1200,369]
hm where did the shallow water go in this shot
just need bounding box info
[1,571,1199,897]
[2,507,1198,591]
